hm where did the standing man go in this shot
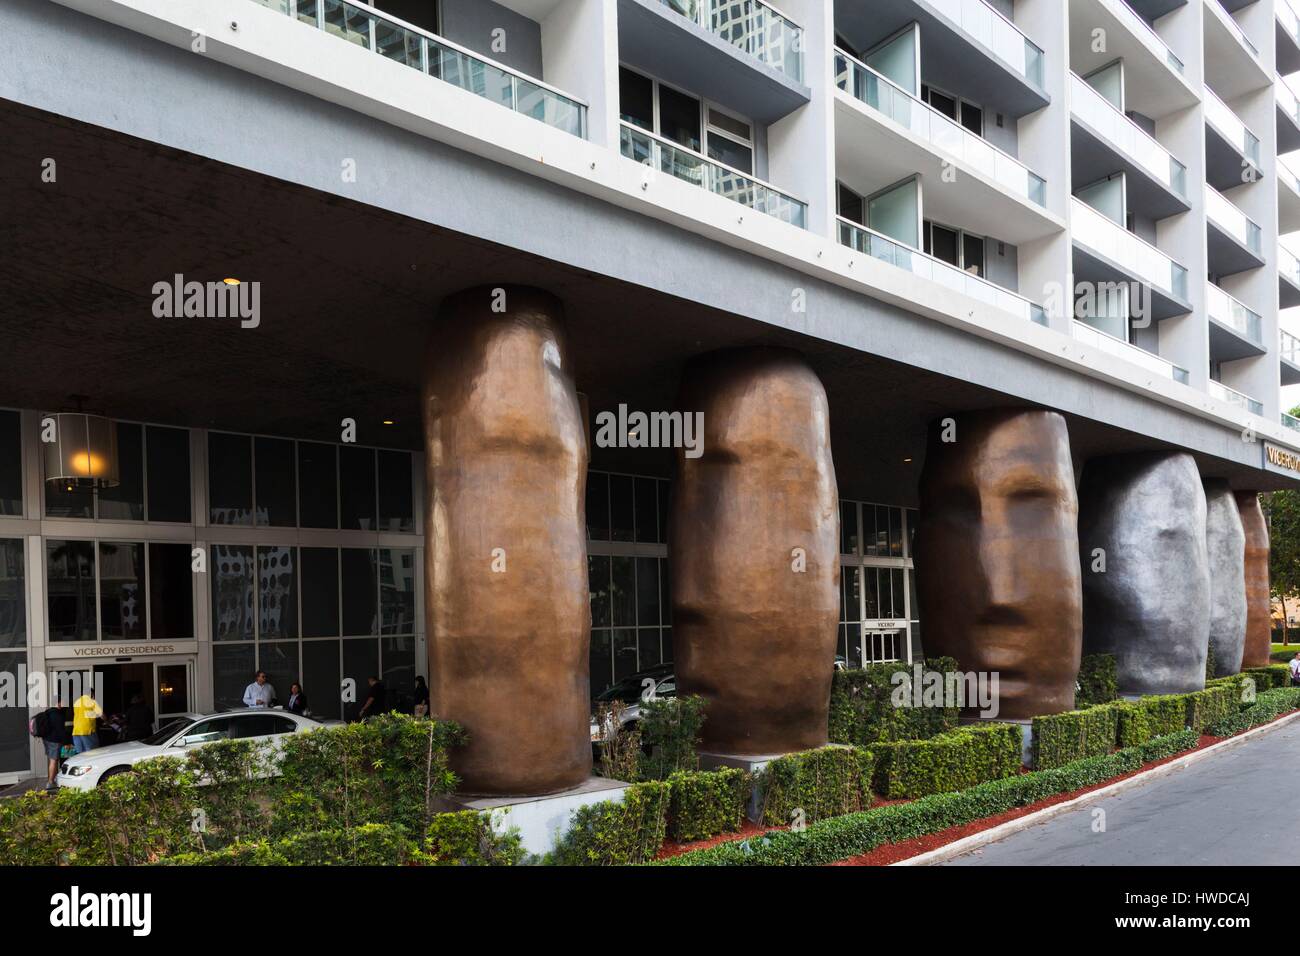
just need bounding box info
[1290,652,1300,687]
[71,689,102,754]
[34,697,69,792]
[357,675,386,721]
[242,670,276,708]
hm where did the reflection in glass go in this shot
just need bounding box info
[611,556,636,627]
[613,629,639,682]
[258,546,298,639]
[149,543,193,640]
[636,557,660,627]
[157,663,190,717]
[259,641,299,704]
[381,636,416,712]
[211,544,255,641]
[213,643,256,711]
[47,540,96,642]
[341,548,377,635]
[588,555,611,628]
[99,541,145,640]
[379,548,416,635]
[590,629,613,698]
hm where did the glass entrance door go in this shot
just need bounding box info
[155,660,193,721]
[859,629,905,665]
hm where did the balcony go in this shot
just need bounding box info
[618,0,810,123]
[1071,198,1190,318]
[252,0,587,136]
[1281,330,1300,386]
[835,0,1047,119]
[1204,0,1270,101]
[1204,88,1261,189]
[1280,158,1300,233]
[1280,0,1300,74]
[1206,282,1265,360]
[620,123,807,227]
[1205,186,1264,277]
[1071,320,1190,385]
[1282,411,1300,432]
[838,217,1047,326]
[1281,246,1300,308]
[1208,379,1264,418]
[1069,0,1196,121]
[1278,76,1300,152]
[1069,73,1188,219]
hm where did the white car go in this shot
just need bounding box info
[56,709,329,790]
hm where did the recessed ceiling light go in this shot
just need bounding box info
[222,278,241,285]
[903,458,913,463]
[382,420,395,426]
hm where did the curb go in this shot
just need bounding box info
[891,708,1300,867]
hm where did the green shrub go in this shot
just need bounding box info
[162,824,415,866]
[657,731,1200,866]
[871,722,1022,799]
[1114,695,1188,748]
[1185,684,1236,734]
[757,746,873,827]
[1242,665,1292,692]
[1032,703,1121,770]
[1207,687,1300,736]
[1075,654,1118,707]
[1270,649,1298,663]
[828,658,960,746]
[423,810,524,866]
[549,781,670,865]
[1205,640,1218,683]
[666,768,750,842]
[639,695,706,781]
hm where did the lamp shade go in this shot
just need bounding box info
[43,413,120,488]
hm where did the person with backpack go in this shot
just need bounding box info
[31,698,70,792]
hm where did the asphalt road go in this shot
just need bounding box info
[943,718,1300,866]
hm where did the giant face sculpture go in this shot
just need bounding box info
[422,286,591,795]
[1078,452,1209,696]
[1235,490,1272,669]
[670,348,840,756]
[914,409,1082,719]
[1204,479,1246,677]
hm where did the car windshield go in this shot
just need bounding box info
[141,717,195,746]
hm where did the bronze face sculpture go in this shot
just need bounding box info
[1078,452,1209,696]
[1235,491,1272,668]
[915,409,1082,719]
[422,286,591,795]
[1204,479,1246,676]
[670,348,839,756]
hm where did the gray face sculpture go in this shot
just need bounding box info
[1078,452,1210,696]
[1203,479,1246,677]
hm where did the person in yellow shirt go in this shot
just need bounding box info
[72,692,103,754]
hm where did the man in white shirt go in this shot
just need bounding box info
[242,670,276,708]
[1290,653,1300,686]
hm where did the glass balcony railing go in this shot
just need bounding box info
[1070,73,1186,198]
[1278,76,1300,130]
[1072,320,1190,384]
[620,123,807,227]
[1071,198,1189,301]
[1282,329,1300,364]
[838,217,1047,325]
[1108,0,1184,74]
[926,0,1045,88]
[1209,379,1264,417]
[1206,186,1263,256]
[1282,0,1300,50]
[1281,158,1300,196]
[1210,0,1260,58]
[655,0,804,83]
[1282,411,1300,432]
[1206,283,1263,346]
[248,0,587,136]
[1283,247,1300,287]
[1204,88,1261,166]
[836,50,1047,206]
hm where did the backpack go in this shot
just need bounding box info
[29,710,53,739]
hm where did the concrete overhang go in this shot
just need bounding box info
[1202,1,1272,102]
[1207,216,1267,278]
[1070,246,1192,322]
[1069,115,1190,222]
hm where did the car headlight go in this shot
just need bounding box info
[64,764,94,777]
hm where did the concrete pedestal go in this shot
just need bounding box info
[437,776,630,857]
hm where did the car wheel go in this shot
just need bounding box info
[98,766,133,785]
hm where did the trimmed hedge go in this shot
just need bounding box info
[1242,665,1292,692]
[1032,703,1121,770]
[757,746,874,827]
[656,730,1200,866]
[828,658,960,746]
[1185,684,1237,734]
[1116,695,1187,748]
[666,769,750,843]
[1075,653,1118,707]
[871,722,1022,799]
[161,823,415,866]
[1207,687,1300,737]
[548,781,670,866]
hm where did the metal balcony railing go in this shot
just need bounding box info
[838,217,1047,325]
[620,123,807,227]
[248,0,587,137]
[1070,73,1186,198]
[836,50,1046,206]
[1072,320,1190,384]
[655,0,804,83]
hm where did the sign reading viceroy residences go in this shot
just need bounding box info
[1263,441,1300,478]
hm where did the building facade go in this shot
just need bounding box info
[3,0,1300,780]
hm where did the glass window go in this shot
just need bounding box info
[840,501,858,554]
[379,548,416,635]
[258,641,298,702]
[635,557,660,627]
[297,442,338,529]
[842,566,861,622]
[589,629,613,699]
[258,546,298,639]
[339,446,376,531]
[146,425,191,523]
[0,650,28,772]
[658,84,701,151]
[149,543,194,640]
[613,629,639,682]
[0,540,25,648]
[157,663,190,716]
[661,626,673,663]
[302,638,342,719]
[213,644,256,711]
[44,472,92,519]
[892,568,906,620]
[706,133,752,174]
[657,481,669,544]
[211,544,255,641]
[862,567,879,620]
[862,506,879,556]
[586,472,610,541]
[589,555,611,629]
[254,437,297,527]
[377,450,414,533]
[182,716,235,744]
[47,540,95,642]
[302,548,340,638]
[342,638,379,721]
[97,423,144,521]
[610,475,635,542]
[98,541,145,640]
[634,477,658,544]
[0,411,20,516]
[341,548,377,636]
[889,507,903,557]
[381,636,416,713]
[907,509,918,558]
[208,433,253,526]
[659,556,671,626]
[611,555,636,627]
[619,67,654,130]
